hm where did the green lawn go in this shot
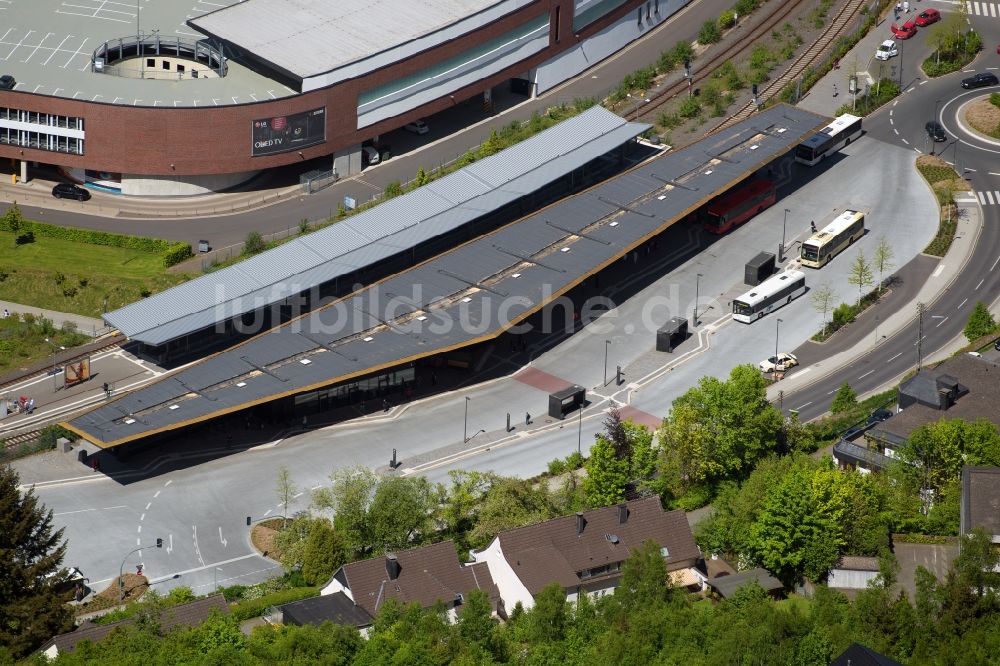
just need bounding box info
[776,593,812,615]
[0,232,191,317]
[0,316,90,373]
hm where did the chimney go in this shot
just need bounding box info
[385,553,400,580]
[576,512,586,535]
[617,503,628,524]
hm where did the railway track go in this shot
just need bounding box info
[631,0,868,130]
[0,335,124,393]
[2,428,42,451]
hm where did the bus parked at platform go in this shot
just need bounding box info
[800,210,865,268]
[732,270,807,323]
[795,114,862,166]
[703,180,777,235]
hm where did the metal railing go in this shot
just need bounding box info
[91,34,227,78]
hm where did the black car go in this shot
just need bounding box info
[995,338,1000,351]
[0,74,15,90]
[961,72,999,89]
[867,408,893,426]
[51,183,91,201]
[925,120,946,142]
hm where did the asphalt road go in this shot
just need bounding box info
[777,5,1000,419]
[0,0,736,251]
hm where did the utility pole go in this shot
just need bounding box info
[916,301,925,369]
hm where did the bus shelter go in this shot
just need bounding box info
[548,385,586,419]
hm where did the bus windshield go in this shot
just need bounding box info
[704,211,725,229]
[801,243,820,262]
[733,300,753,317]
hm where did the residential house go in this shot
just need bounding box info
[960,466,1000,548]
[320,540,499,622]
[40,594,229,659]
[706,568,783,599]
[836,354,1000,473]
[470,496,703,612]
[278,592,374,631]
[829,641,903,666]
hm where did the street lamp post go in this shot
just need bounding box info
[119,538,162,602]
[780,208,790,262]
[693,273,703,326]
[603,339,611,387]
[463,396,470,443]
[774,318,783,378]
[577,402,582,455]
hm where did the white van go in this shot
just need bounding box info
[362,145,380,165]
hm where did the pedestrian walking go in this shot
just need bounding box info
[811,221,817,232]
[903,0,909,12]
[2,308,8,318]
[525,411,531,425]
[895,1,901,16]
[832,83,838,98]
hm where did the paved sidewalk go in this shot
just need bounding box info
[766,192,981,402]
[1,299,106,337]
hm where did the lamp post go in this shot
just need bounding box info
[119,538,162,602]
[44,338,65,392]
[603,339,611,387]
[627,94,650,122]
[781,208,790,262]
[693,273,703,326]
[774,318,783,378]
[463,396,470,443]
[577,402,582,455]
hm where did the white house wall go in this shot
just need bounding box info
[472,538,536,611]
[320,576,353,600]
[827,569,878,590]
[533,0,688,94]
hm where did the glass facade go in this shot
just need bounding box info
[573,0,628,31]
[0,108,85,155]
[292,366,416,413]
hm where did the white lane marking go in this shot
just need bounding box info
[936,316,949,327]
[167,534,173,555]
[145,502,151,510]
[53,508,97,516]
[292,492,304,499]
[310,485,321,490]
[153,490,161,498]
[894,128,900,135]
[991,255,1000,272]
[262,508,272,517]
[888,352,902,362]
[219,527,227,548]
[827,389,838,395]
[976,279,984,290]
[932,264,945,277]
[137,525,141,533]
[988,191,996,206]
[979,191,988,204]
[192,525,205,567]
[140,513,145,521]
[914,335,926,345]
[959,298,968,309]
[164,480,172,487]
[795,401,813,410]
[901,138,909,145]
[858,370,874,379]
[102,505,127,510]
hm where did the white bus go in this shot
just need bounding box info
[732,270,807,323]
[800,210,865,268]
[794,114,863,166]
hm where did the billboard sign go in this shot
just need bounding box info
[64,357,91,387]
[252,107,326,157]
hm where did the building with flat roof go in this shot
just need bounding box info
[0,0,690,195]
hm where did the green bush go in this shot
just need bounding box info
[830,382,858,414]
[162,242,193,267]
[718,9,736,29]
[547,458,568,476]
[678,95,701,119]
[0,211,175,254]
[671,41,694,64]
[733,0,759,15]
[832,303,856,328]
[230,587,318,621]
[243,231,266,256]
[698,20,721,45]
[964,302,998,342]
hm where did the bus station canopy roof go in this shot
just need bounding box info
[67,104,827,448]
[104,106,647,347]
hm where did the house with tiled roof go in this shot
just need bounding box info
[40,594,229,659]
[470,496,703,611]
[319,540,499,622]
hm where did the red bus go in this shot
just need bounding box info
[703,180,777,235]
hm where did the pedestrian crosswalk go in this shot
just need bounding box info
[976,191,1000,205]
[967,1,1000,17]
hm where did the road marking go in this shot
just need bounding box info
[976,279,984,290]
[988,191,997,206]
[219,527,227,548]
[145,502,151,510]
[263,508,272,517]
[53,508,96,516]
[795,401,813,410]
[936,316,949,327]
[193,525,205,567]
[991,255,1000,272]
[164,480,172,487]
[153,490,161,498]
[901,138,909,145]
[888,352,902,362]
[292,492,304,499]
[102,505,127,510]
[137,525,141,533]
[310,485,321,490]
[914,335,926,345]
[979,191,987,204]
[959,298,968,309]
[858,370,874,379]
[140,513,145,521]
[932,264,944,277]
[893,128,899,135]
[827,389,838,395]
[167,534,173,555]
[794,367,811,376]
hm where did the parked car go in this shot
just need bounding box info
[962,72,999,89]
[51,183,91,201]
[361,145,380,166]
[994,338,1000,351]
[759,352,798,373]
[403,119,429,135]
[892,20,917,40]
[915,8,940,26]
[925,120,947,142]
[867,409,893,426]
[0,74,15,90]
[875,40,898,61]
[840,425,868,442]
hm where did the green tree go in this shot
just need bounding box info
[615,540,670,611]
[963,301,996,341]
[366,475,441,552]
[897,419,1000,496]
[276,465,297,527]
[469,477,556,549]
[524,583,568,644]
[873,237,894,295]
[698,19,721,44]
[830,381,858,414]
[243,230,266,255]
[659,365,783,493]
[301,519,347,586]
[0,465,73,658]
[811,282,837,334]
[583,435,629,507]
[458,588,496,644]
[847,249,874,306]
[4,202,22,247]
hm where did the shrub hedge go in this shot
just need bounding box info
[0,212,191,267]
[230,586,319,621]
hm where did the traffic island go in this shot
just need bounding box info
[249,518,284,562]
[72,573,149,618]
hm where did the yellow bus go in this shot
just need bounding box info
[800,210,865,268]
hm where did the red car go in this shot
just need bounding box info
[892,20,917,40]
[915,8,940,26]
